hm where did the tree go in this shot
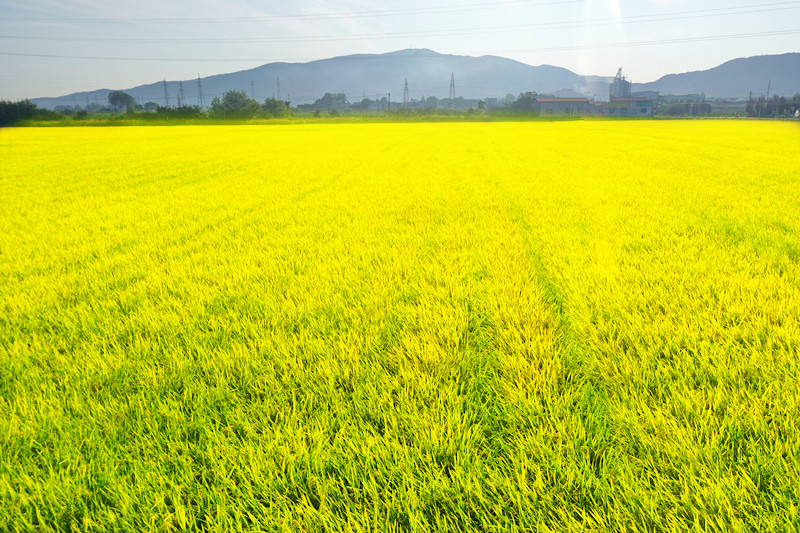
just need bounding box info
[108,91,136,112]
[0,99,41,125]
[511,91,539,113]
[313,93,347,111]
[262,98,291,118]
[155,105,202,118]
[663,103,687,116]
[349,98,373,111]
[209,90,261,119]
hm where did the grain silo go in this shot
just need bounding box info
[609,68,632,99]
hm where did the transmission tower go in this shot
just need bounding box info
[163,79,170,108]
[277,77,281,100]
[197,74,204,108]
[178,80,185,108]
[449,73,456,101]
[403,78,409,107]
[251,80,255,99]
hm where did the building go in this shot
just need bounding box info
[607,97,654,116]
[606,69,655,115]
[517,69,656,117]
[632,90,659,101]
[535,97,598,116]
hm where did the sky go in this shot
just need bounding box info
[1,0,798,100]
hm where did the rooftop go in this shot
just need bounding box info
[609,97,654,102]
[536,98,591,103]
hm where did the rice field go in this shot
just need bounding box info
[1,120,799,531]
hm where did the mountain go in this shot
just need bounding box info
[30,49,596,110]
[28,50,800,110]
[633,53,800,99]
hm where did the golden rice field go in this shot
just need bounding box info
[1,120,799,532]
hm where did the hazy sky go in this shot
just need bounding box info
[1,0,798,100]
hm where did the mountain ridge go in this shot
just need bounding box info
[29,49,800,109]
[633,52,800,98]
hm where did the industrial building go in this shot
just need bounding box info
[514,69,655,117]
[534,98,599,116]
[607,68,655,115]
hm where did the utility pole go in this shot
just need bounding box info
[403,78,409,107]
[163,79,170,108]
[197,74,204,108]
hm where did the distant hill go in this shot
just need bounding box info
[30,49,596,110]
[633,53,800,99]
[29,50,800,110]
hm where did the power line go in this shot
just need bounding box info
[3,2,798,44]
[496,29,800,53]
[2,0,585,24]
[2,29,798,63]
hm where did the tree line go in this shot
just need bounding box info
[1,89,545,125]
[4,89,800,125]
[207,90,290,119]
[0,99,59,126]
[746,94,800,118]
[0,90,292,125]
